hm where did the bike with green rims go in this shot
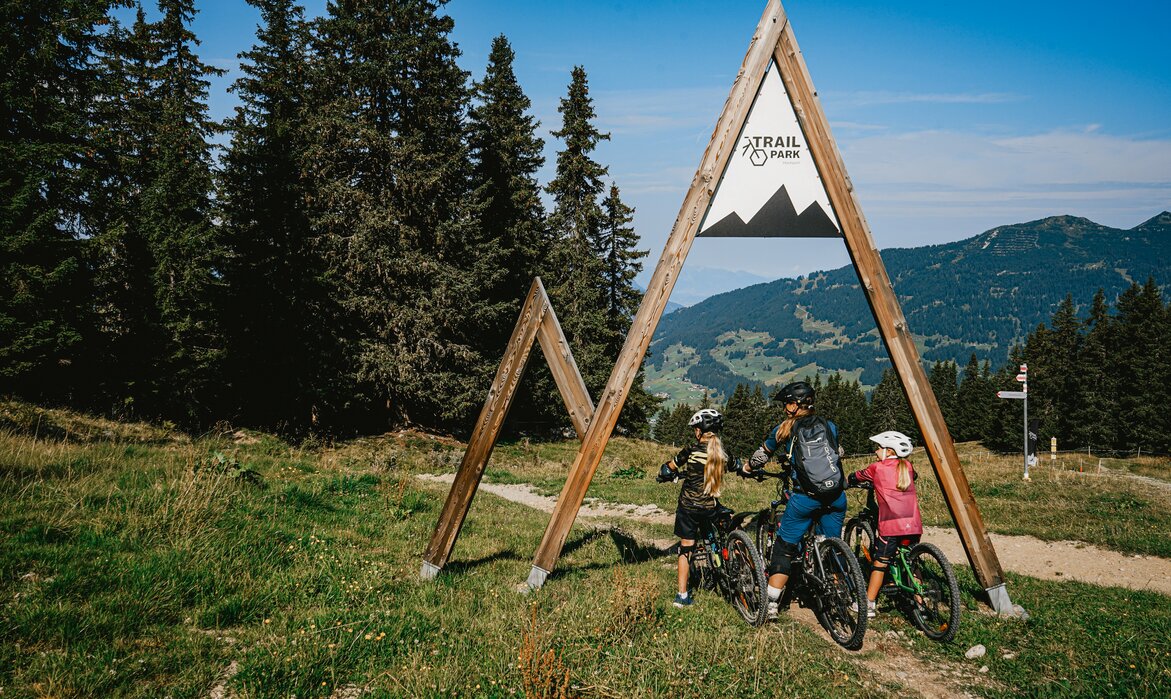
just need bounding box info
[843,483,962,643]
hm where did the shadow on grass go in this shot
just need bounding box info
[442,548,526,576]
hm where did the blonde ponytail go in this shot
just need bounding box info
[702,432,727,497]
[774,405,814,444]
[896,458,913,492]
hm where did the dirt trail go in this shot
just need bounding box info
[416,472,1171,596]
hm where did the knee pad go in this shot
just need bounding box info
[679,543,697,556]
[767,540,800,576]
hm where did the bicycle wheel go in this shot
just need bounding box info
[725,530,769,627]
[811,537,868,650]
[752,511,774,562]
[907,542,961,642]
[843,518,876,574]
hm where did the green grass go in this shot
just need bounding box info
[2,402,1171,697]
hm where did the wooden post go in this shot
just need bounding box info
[525,1,791,589]
[537,303,594,439]
[420,278,594,579]
[770,26,1014,611]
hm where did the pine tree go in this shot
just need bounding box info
[219,0,330,431]
[85,8,169,416]
[0,1,110,400]
[868,368,918,442]
[545,66,611,396]
[1070,289,1116,451]
[111,0,227,423]
[818,373,869,454]
[466,34,561,435]
[721,383,771,460]
[985,346,1027,452]
[654,401,696,447]
[1113,279,1169,451]
[599,183,657,432]
[928,360,959,437]
[955,353,992,442]
[305,0,478,430]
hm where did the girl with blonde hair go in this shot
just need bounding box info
[657,408,732,607]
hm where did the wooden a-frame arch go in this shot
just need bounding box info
[424,0,1019,614]
[420,278,594,579]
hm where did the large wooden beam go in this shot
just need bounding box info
[771,27,1012,609]
[421,279,551,578]
[526,0,791,589]
[537,302,594,439]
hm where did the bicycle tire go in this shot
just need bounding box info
[907,542,961,643]
[843,518,876,575]
[726,530,769,627]
[752,511,774,562]
[811,536,868,650]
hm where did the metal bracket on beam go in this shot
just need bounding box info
[525,565,550,591]
[986,583,1029,619]
[419,560,441,581]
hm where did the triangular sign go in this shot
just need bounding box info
[698,60,840,238]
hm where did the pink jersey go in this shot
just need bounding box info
[851,458,923,538]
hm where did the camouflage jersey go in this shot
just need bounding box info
[669,441,725,512]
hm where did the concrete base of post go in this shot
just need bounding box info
[986,583,1029,619]
[525,565,550,591]
[419,560,441,581]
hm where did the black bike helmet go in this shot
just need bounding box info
[688,408,723,433]
[774,381,815,408]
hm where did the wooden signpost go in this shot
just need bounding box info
[423,0,1020,614]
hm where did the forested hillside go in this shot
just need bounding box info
[647,213,1171,401]
[1,0,654,437]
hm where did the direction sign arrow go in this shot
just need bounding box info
[1015,374,1028,382]
[998,390,1027,399]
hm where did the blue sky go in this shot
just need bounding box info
[185,0,1171,297]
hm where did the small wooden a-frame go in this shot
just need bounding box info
[424,0,1018,614]
[420,278,594,578]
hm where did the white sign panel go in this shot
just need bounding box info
[997,391,1027,400]
[697,60,840,238]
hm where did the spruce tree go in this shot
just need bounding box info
[466,34,560,434]
[1113,279,1169,451]
[131,0,227,422]
[0,1,110,400]
[868,368,918,442]
[219,0,329,430]
[955,353,992,442]
[598,183,657,432]
[84,8,169,416]
[928,360,959,437]
[1070,289,1117,451]
[545,66,611,397]
[305,0,478,430]
[818,372,869,455]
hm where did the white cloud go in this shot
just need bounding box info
[835,91,1023,107]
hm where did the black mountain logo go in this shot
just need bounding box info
[698,184,840,238]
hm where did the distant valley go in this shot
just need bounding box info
[645,212,1171,406]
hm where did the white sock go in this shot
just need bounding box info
[678,591,689,600]
[767,585,782,601]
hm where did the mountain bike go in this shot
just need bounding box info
[686,504,770,626]
[843,483,961,642]
[747,469,868,649]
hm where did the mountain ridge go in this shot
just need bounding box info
[645,212,1171,404]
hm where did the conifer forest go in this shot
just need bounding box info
[4,0,1170,456]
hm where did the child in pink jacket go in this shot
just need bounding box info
[847,430,922,617]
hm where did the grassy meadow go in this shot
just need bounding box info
[2,400,1170,697]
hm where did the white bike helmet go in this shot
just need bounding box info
[688,408,723,433]
[869,430,913,457]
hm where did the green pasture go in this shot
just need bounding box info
[2,401,1169,697]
